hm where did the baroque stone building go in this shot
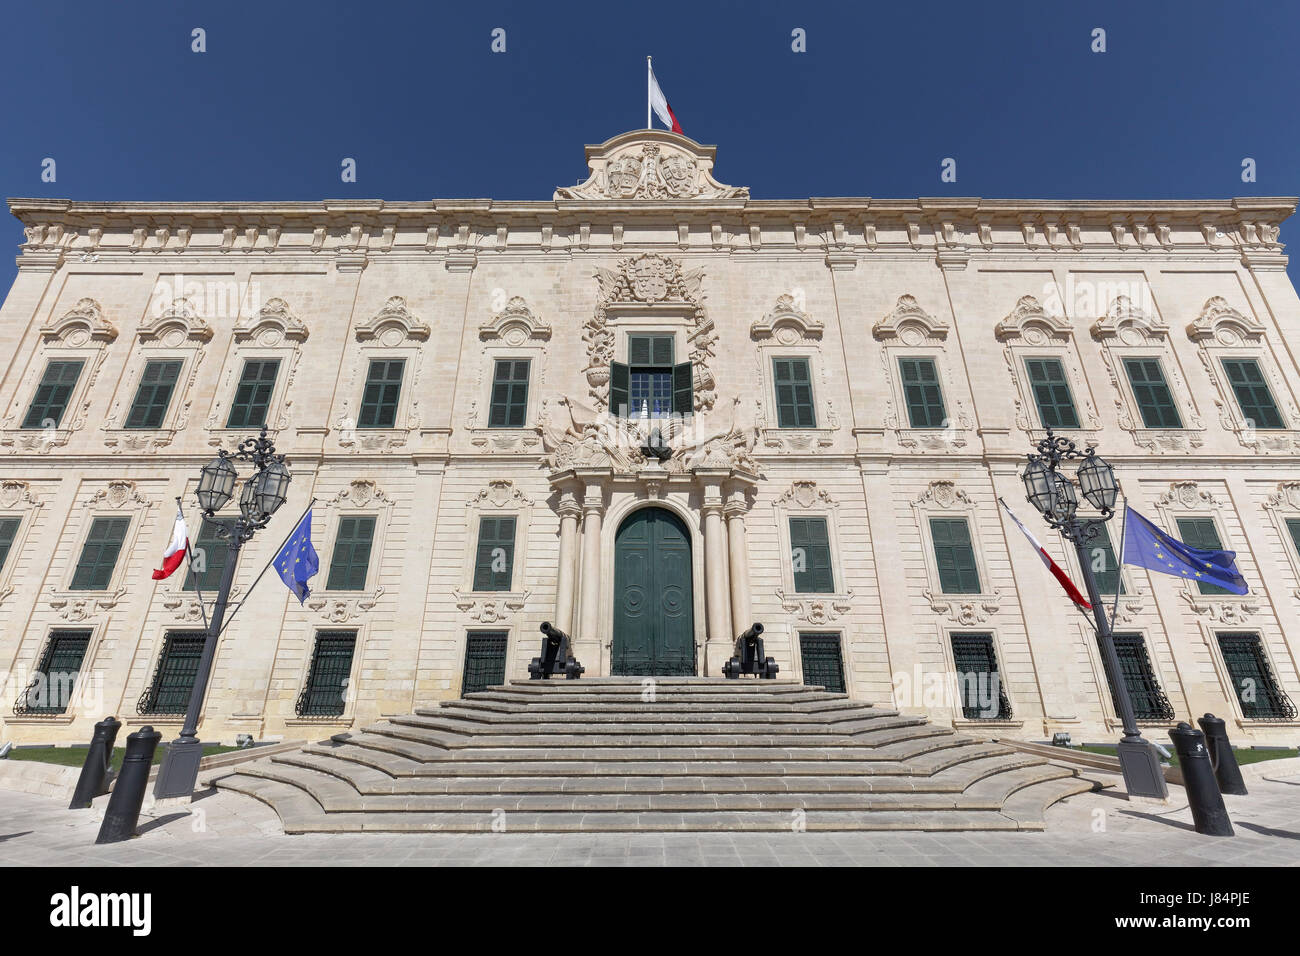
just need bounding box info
[2,129,1300,747]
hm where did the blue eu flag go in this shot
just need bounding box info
[274,508,319,604]
[1122,506,1248,595]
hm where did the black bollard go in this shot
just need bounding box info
[95,725,161,845]
[1168,722,1234,837]
[1197,713,1248,796]
[69,716,122,809]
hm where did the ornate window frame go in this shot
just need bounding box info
[1153,481,1260,625]
[771,480,854,624]
[1187,296,1300,453]
[873,295,972,453]
[911,480,1001,624]
[335,296,430,453]
[995,294,1102,437]
[939,627,1022,730]
[1091,295,1205,452]
[100,297,213,453]
[304,479,393,623]
[0,297,118,454]
[751,293,838,452]
[1262,481,1300,603]
[0,480,45,606]
[205,297,310,443]
[467,296,549,453]
[453,479,535,622]
[47,480,155,620]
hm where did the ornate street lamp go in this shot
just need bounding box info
[153,426,292,800]
[1021,428,1168,800]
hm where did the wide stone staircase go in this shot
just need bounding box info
[209,678,1097,833]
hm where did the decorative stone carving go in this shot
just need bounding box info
[994,294,1072,344]
[48,586,127,621]
[926,593,1002,626]
[997,294,1103,433]
[334,479,394,508]
[776,480,838,510]
[306,588,386,623]
[915,480,971,510]
[88,480,153,510]
[233,297,310,345]
[468,479,534,509]
[1181,592,1260,624]
[354,296,430,344]
[39,298,119,345]
[750,294,823,343]
[453,591,530,623]
[1090,295,1167,344]
[873,295,949,344]
[776,593,854,625]
[0,480,43,510]
[555,131,748,201]
[1265,481,1300,513]
[139,297,214,345]
[1156,481,1219,511]
[1186,296,1265,346]
[479,296,550,344]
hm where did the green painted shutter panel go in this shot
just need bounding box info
[1286,518,1300,562]
[790,517,834,594]
[473,515,516,592]
[358,359,405,428]
[610,361,630,417]
[138,632,206,715]
[774,358,816,428]
[899,357,947,429]
[1123,358,1182,429]
[1217,632,1297,720]
[326,515,376,591]
[950,633,1012,719]
[799,632,846,693]
[296,631,357,716]
[183,520,230,592]
[1089,525,1126,597]
[15,629,91,715]
[0,516,20,574]
[1174,517,1231,596]
[672,362,694,416]
[1025,358,1079,428]
[125,359,182,429]
[71,516,130,590]
[488,359,530,428]
[930,517,981,594]
[461,632,509,696]
[23,360,84,429]
[226,358,281,429]
[628,335,652,366]
[1222,358,1284,429]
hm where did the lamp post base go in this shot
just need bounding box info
[1117,736,1169,800]
[152,737,204,800]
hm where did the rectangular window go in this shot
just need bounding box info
[1123,358,1182,429]
[138,632,206,716]
[1088,524,1126,597]
[487,359,530,428]
[898,357,947,429]
[182,519,229,592]
[16,630,91,715]
[1221,358,1285,430]
[930,517,981,594]
[125,359,183,429]
[461,631,508,697]
[1286,518,1300,563]
[773,357,817,428]
[1174,517,1232,596]
[799,632,846,694]
[789,516,835,594]
[1104,633,1175,721]
[226,358,281,429]
[0,516,20,574]
[1217,632,1296,720]
[472,515,517,592]
[950,633,1012,720]
[22,360,84,429]
[611,334,692,418]
[70,516,130,591]
[295,631,357,717]
[326,516,376,591]
[1024,357,1079,429]
[357,358,405,429]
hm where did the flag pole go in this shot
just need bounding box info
[215,497,317,639]
[1110,492,1129,626]
[176,496,210,632]
[647,56,652,129]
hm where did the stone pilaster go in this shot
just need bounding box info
[553,483,582,636]
[699,473,733,674]
[575,481,605,671]
[724,488,753,639]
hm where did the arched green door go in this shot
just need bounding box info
[612,507,695,676]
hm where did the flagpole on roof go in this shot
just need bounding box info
[647,56,652,129]
[215,497,318,639]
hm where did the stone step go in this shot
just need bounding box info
[421,705,881,725]
[499,678,818,691]
[464,690,844,706]
[443,696,865,715]
[384,712,908,737]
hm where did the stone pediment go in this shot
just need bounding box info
[555,130,749,201]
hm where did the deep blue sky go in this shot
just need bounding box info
[3,1,1298,290]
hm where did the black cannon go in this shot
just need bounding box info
[722,623,778,679]
[529,622,584,680]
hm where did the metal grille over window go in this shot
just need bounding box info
[799,632,846,693]
[461,631,508,696]
[137,632,206,715]
[950,633,1012,720]
[1102,634,1175,721]
[13,630,90,715]
[1217,632,1297,721]
[295,631,357,717]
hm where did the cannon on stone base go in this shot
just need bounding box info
[722,623,778,679]
[529,622,585,680]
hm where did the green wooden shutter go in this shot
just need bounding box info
[1088,524,1125,597]
[473,516,517,591]
[488,359,530,428]
[1174,517,1231,596]
[296,631,357,716]
[358,359,405,428]
[22,360,84,429]
[1024,358,1079,429]
[226,358,281,429]
[899,357,947,429]
[71,516,130,590]
[0,516,20,574]
[1221,358,1284,429]
[773,357,816,428]
[1286,518,1300,562]
[326,515,376,591]
[790,517,834,594]
[930,517,981,594]
[672,362,694,416]
[610,361,630,418]
[125,359,183,429]
[183,519,230,592]
[1123,358,1182,429]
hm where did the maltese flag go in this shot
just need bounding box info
[999,498,1091,609]
[152,508,189,580]
[648,59,683,134]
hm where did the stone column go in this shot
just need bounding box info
[699,473,734,674]
[725,488,753,637]
[575,481,605,671]
[553,483,582,636]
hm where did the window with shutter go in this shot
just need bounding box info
[226,358,281,429]
[183,519,230,592]
[326,515,376,591]
[22,360,84,429]
[1286,518,1300,563]
[773,357,816,428]
[1088,524,1126,597]
[1174,517,1232,596]
[789,516,834,593]
[930,517,981,594]
[615,334,690,418]
[0,516,20,574]
[357,359,405,429]
[1123,358,1182,429]
[125,359,183,429]
[898,357,947,429]
[473,515,517,592]
[71,516,130,591]
[1024,357,1079,429]
[487,359,531,428]
[1221,358,1284,430]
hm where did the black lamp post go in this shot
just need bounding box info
[153,426,291,800]
[1021,428,1169,800]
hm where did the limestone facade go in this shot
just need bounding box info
[3,129,1300,746]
